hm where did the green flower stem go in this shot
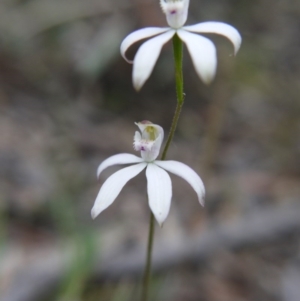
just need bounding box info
[161,100,183,160]
[172,33,184,105]
[141,212,155,301]
[141,33,184,301]
[161,33,184,160]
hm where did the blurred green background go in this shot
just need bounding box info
[1,0,300,300]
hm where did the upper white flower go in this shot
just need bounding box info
[91,120,205,226]
[121,0,242,90]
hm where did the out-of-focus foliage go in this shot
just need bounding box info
[0,0,300,301]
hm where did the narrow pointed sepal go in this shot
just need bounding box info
[133,30,175,90]
[146,164,172,226]
[183,22,242,55]
[120,27,170,63]
[154,160,205,206]
[97,153,143,178]
[91,163,147,219]
[177,29,217,84]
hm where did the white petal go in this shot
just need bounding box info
[133,30,175,90]
[183,21,242,55]
[120,27,169,63]
[146,164,172,226]
[154,160,205,206]
[177,29,217,84]
[91,163,147,219]
[97,153,143,178]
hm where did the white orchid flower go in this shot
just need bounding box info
[91,120,205,226]
[121,0,242,90]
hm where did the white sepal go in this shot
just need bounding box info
[154,160,205,206]
[177,29,217,84]
[120,27,170,63]
[133,30,175,90]
[146,163,172,226]
[92,163,147,219]
[97,153,143,178]
[183,21,242,55]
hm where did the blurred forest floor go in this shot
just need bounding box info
[0,0,300,301]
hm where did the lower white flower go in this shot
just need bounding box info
[91,120,205,226]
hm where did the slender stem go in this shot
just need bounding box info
[141,212,155,301]
[161,34,184,160]
[172,34,184,105]
[161,101,183,160]
[140,33,184,301]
